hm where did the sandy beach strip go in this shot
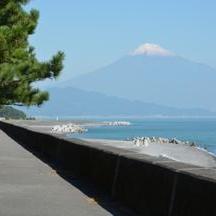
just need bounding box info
[4,120,216,168]
[82,138,216,168]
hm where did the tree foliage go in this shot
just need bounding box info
[0,0,64,106]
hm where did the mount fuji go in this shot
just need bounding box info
[63,43,216,111]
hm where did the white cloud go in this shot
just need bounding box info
[131,43,175,57]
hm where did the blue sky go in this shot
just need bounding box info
[27,0,216,81]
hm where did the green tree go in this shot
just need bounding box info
[0,0,64,106]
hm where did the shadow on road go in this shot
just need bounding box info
[3,132,140,216]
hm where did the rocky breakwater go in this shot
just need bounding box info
[103,121,131,126]
[51,123,88,134]
[132,137,196,147]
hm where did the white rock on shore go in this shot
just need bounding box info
[103,121,131,126]
[51,123,88,134]
[83,138,216,168]
[132,137,196,147]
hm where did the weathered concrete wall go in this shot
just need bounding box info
[0,121,216,216]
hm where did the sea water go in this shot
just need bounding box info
[67,118,216,155]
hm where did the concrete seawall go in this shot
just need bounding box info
[0,121,216,216]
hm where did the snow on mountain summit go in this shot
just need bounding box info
[130,43,175,57]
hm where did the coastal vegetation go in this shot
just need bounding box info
[0,106,26,119]
[0,0,64,106]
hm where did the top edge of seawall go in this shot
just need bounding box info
[1,120,216,184]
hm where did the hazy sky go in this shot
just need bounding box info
[27,0,216,81]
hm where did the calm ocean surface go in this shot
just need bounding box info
[67,118,216,155]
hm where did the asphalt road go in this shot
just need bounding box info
[0,130,135,216]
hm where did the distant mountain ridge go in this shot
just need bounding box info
[24,87,216,117]
[63,54,216,110]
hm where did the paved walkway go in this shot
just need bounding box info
[0,130,131,216]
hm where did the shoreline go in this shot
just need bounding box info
[4,119,216,168]
[81,138,216,168]
[28,114,216,119]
